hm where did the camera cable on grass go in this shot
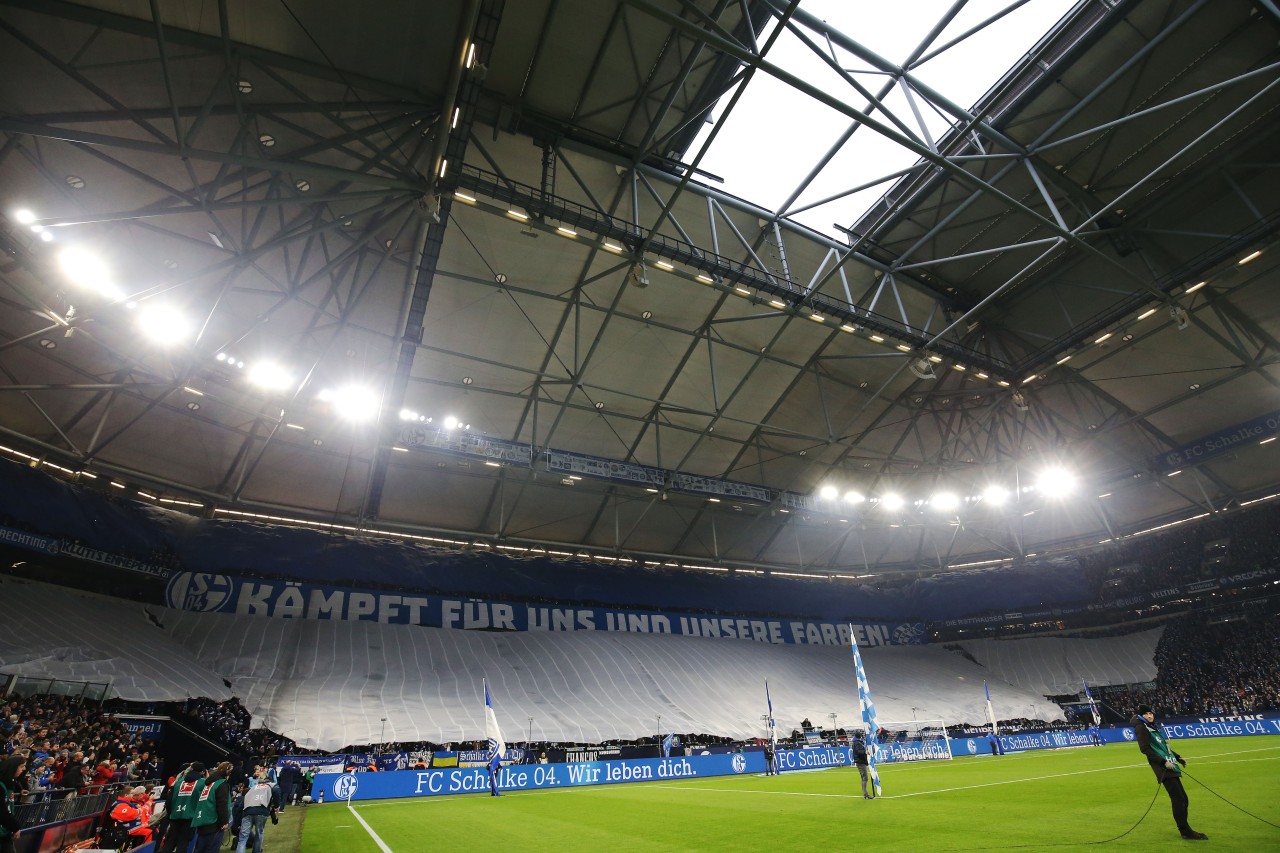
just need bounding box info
[1180,768,1280,832]
[941,782,1164,852]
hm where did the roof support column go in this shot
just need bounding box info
[362,0,505,520]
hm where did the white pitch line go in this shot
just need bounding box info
[347,799,394,852]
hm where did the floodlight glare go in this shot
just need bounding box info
[443,416,459,430]
[982,485,1009,506]
[57,247,122,300]
[843,490,865,505]
[930,492,959,511]
[323,385,380,422]
[137,304,192,346]
[247,361,294,391]
[818,484,839,500]
[13,209,36,225]
[880,493,904,511]
[1036,467,1077,497]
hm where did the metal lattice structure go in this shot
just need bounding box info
[0,0,1277,578]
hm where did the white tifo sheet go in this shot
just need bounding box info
[958,629,1162,696]
[1,579,1156,751]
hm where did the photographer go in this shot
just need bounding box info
[234,773,279,853]
[1130,705,1207,841]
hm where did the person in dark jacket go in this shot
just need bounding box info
[0,755,26,853]
[1131,705,1207,840]
[851,734,873,799]
[58,756,86,797]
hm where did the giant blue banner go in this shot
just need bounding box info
[1153,409,1280,472]
[164,571,924,646]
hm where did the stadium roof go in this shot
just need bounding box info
[0,0,1278,579]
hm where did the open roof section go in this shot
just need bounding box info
[686,0,1082,239]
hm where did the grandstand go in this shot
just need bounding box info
[1,0,1279,850]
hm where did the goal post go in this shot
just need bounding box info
[869,720,953,763]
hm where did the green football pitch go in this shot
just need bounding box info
[300,736,1280,852]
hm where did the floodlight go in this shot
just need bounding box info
[819,484,839,500]
[58,247,122,300]
[136,304,192,346]
[247,361,294,392]
[880,493,904,511]
[13,209,36,225]
[843,490,865,505]
[982,485,1009,506]
[1035,467,1076,497]
[323,385,380,422]
[930,492,959,511]
[443,416,459,430]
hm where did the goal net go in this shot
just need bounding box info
[870,720,952,763]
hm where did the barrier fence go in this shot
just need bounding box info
[313,712,1280,803]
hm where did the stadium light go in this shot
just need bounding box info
[929,492,959,512]
[320,385,381,422]
[982,485,1010,506]
[247,361,294,392]
[57,246,123,300]
[880,493,904,511]
[843,490,865,505]
[136,303,192,346]
[13,208,37,225]
[819,484,839,500]
[1035,467,1077,497]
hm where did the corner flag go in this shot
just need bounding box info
[850,628,882,796]
[484,680,506,764]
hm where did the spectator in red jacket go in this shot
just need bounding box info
[89,761,114,793]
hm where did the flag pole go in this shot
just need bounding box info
[984,679,998,735]
[849,624,882,797]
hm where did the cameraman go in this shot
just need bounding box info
[1130,705,1206,841]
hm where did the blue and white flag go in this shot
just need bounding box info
[765,680,777,747]
[484,680,506,767]
[1083,680,1100,725]
[661,733,676,758]
[850,628,882,796]
[984,679,998,734]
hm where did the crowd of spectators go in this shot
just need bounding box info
[174,697,312,760]
[1107,611,1280,718]
[1083,500,1280,601]
[1,693,159,804]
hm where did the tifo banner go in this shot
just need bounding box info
[0,523,169,578]
[317,752,760,801]
[165,572,924,646]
